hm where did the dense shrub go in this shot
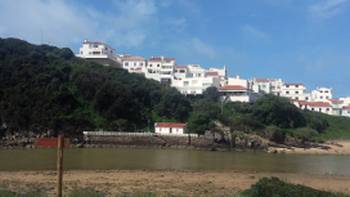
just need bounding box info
[242,177,347,197]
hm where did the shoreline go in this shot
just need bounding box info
[2,141,350,155]
[0,170,350,196]
[268,140,350,155]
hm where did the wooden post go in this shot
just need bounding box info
[57,134,64,197]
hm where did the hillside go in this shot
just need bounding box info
[0,37,350,143]
[0,38,191,136]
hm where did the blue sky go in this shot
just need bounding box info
[0,0,349,97]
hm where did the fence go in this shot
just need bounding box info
[82,131,199,138]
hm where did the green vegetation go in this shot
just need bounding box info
[189,90,350,142]
[0,189,45,197]
[0,37,349,142]
[240,177,348,197]
[0,38,191,136]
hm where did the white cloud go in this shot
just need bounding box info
[240,24,269,41]
[0,0,158,49]
[309,0,349,19]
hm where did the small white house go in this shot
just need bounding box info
[154,122,186,135]
[218,85,257,103]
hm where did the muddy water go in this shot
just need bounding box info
[0,148,349,176]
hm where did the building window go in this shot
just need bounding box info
[320,96,323,99]
[140,63,144,66]
[157,64,160,67]
[312,108,315,111]
[124,62,129,66]
[295,85,299,88]
[286,91,290,94]
[295,91,299,94]
[134,62,137,66]
[305,97,309,100]
[326,108,330,111]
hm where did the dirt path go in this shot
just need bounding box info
[1,170,350,196]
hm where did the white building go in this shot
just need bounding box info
[226,76,248,88]
[342,106,350,117]
[154,122,186,135]
[174,65,189,79]
[121,55,146,74]
[172,75,220,95]
[219,85,257,102]
[281,83,307,101]
[311,87,333,101]
[186,64,206,78]
[145,56,176,84]
[249,78,284,96]
[76,40,121,67]
[293,101,333,115]
[340,97,350,106]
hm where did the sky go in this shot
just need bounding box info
[0,0,349,97]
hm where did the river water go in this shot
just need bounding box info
[0,148,349,176]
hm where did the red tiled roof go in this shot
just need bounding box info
[328,99,343,104]
[155,122,186,128]
[206,71,219,76]
[121,55,145,61]
[219,85,247,91]
[175,65,188,69]
[343,106,350,110]
[298,101,331,107]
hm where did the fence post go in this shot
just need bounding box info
[57,134,64,197]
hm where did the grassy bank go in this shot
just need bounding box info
[0,177,348,197]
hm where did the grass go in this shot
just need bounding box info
[0,189,45,197]
[311,112,350,140]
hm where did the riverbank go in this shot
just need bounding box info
[268,140,350,155]
[0,170,350,196]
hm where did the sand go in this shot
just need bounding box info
[269,140,350,155]
[1,170,350,197]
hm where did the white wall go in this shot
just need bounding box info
[155,127,184,135]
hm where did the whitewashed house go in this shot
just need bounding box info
[219,85,257,102]
[311,87,333,101]
[293,100,333,115]
[154,122,186,135]
[121,55,146,74]
[172,76,220,95]
[249,78,284,96]
[174,65,189,79]
[226,76,248,88]
[281,83,307,101]
[145,56,176,84]
[76,40,121,67]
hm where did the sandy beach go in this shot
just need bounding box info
[269,140,350,155]
[1,170,350,196]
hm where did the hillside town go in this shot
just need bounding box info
[76,39,350,118]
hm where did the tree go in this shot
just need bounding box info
[203,86,220,102]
